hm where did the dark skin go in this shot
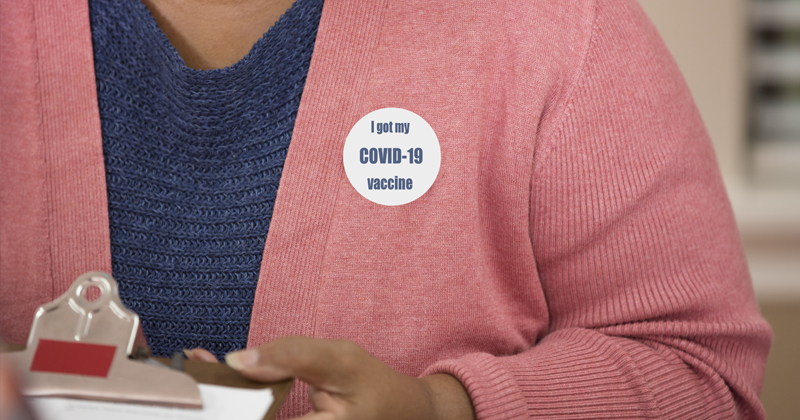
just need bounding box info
[186,338,475,420]
[141,0,300,70]
[145,1,476,418]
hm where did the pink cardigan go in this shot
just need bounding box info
[0,0,772,418]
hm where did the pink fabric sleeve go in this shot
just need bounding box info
[423,1,772,419]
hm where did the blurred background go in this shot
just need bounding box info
[638,1,800,418]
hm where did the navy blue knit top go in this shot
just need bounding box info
[89,0,323,358]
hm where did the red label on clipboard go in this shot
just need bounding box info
[30,339,116,377]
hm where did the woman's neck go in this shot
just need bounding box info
[141,0,299,70]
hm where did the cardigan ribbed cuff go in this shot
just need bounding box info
[423,352,528,419]
[423,329,664,420]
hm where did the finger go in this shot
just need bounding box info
[184,348,219,363]
[226,337,363,387]
[0,357,36,420]
[308,386,343,414]
[289,411,337,420]
[0,358,21,416]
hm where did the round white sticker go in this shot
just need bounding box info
[343,108,441,206]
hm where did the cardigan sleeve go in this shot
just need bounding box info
[423,1,772,419]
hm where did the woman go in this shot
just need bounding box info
[0,0,772,418]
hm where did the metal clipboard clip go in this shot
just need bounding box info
[4,272,203,408]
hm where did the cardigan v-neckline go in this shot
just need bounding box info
[35,0,390,347]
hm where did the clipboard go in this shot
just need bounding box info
[2,272,291,420]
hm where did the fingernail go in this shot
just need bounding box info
[182,349,193,360]
[225,349,258,370]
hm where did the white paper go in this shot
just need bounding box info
[27,384,274,420]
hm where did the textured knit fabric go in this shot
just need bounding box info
[88,0,322,358]
[0,1,772,419]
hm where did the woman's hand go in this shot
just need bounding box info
[213,336,475,420]
[0,355,37,420]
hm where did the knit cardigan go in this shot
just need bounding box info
[0,0,772,419]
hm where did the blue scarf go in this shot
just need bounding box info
[89,0,324,358]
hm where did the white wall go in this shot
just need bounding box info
[638,0,749,179]
[637,0,800,300]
